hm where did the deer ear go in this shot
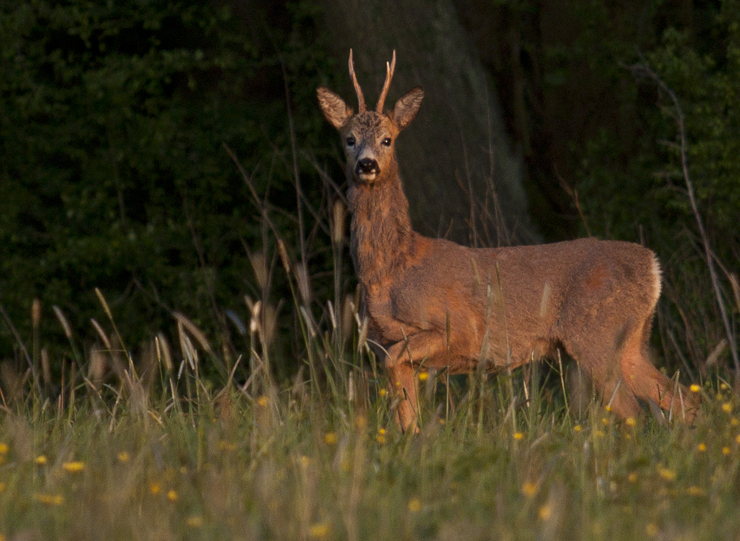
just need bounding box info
[317,86,353,129]
[392,87,424,130]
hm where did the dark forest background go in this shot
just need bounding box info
[1,0,739,382]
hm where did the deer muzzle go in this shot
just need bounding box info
[355,158,379,182]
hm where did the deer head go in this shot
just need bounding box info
[317,50,424,186]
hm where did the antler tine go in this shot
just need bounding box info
[348,49,366,113]
[376,50,397,113]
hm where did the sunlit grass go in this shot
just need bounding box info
[0,336,738,540]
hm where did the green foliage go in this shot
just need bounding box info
[647,23,740,233]
[0,1,335,358]
[576,1,740,248]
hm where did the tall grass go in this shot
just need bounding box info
[0,292,738,540]
[0,150,738,540]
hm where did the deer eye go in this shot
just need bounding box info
[346,136,356,147]
[381,137,392,147]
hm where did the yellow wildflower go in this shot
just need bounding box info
[628,472,638,483]
[698,443,707,452]
[722,447,731,455]
[522,482,538,497]
[0,444,8,454]
[256,395,269,407]
[574,425,582,432]
[646,523,659,537]
[689,384,700,393]
[418,372,428,382]
[309,522,330,538]
[722,403,732,413]
[324,432,338,445]
[34,455,47,465]
[149,482,161,495]
[657,467,676,481]
[167,490,178,502]
[408,498,422,513]
[34,493,64,506]
[378,388,387,397]
[62,461,85,473]
[513,432,524,440]
[538,505,552,520]
[117,451,130,463]
[625,417,637,427]
[686,486,706,496]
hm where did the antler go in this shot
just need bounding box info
[348,49,366,113]
[375,50,397,113]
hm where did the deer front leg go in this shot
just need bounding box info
[386,354,418,433]
[385,331,447,433]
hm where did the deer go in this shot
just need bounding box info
[316,50,700,432]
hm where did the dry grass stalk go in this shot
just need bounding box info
[52,305,73,339]
[173,312,212,354]
[156,333,174,372]
[90,318,112,350]
[31,298,41,329]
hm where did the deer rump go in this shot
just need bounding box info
[318,50,698,431]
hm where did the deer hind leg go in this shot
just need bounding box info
[385,331,447,433]
[620,318,700,422]
[561,334,642,419]
[590,360,642,419]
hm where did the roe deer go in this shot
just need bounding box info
[317,50,699,432]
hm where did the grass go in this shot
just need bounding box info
[1,292,739,541]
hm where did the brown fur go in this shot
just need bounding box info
[317,51,700,431]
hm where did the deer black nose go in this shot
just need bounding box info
[356,158,379,175]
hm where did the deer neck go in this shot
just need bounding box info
[347,160,415,287]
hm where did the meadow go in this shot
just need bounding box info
[0,273,738,541]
